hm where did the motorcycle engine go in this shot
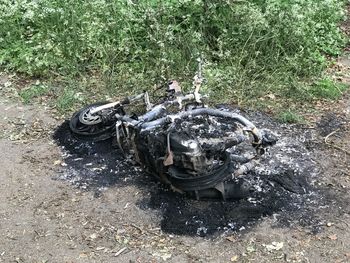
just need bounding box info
[133,114,261,200]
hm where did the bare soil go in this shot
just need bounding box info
[0,67,350,262]
[0,56,350,263]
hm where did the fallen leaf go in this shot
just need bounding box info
[4,81,12,88]
[230,255,239,262]
[115,247,127,257]
[226,236,237,242]
[168,80,181,93]
[89,233,98,240]
[328,234,337,240]
[53,160,62,165]
[264,241,284,252]
[266,93,276,100]
[152,252,172,261]
[246,246,255,253]
[161,253,172,261]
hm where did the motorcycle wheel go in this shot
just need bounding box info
[69,102,115,141]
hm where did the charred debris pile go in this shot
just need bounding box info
[53,104,336,236]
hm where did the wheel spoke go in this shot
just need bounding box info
[70,103,114,140]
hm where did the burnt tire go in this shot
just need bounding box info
[69,102,115,141]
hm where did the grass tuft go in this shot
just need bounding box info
[19,84,50,104]
[310,78,348,100]
[277,110,304,124]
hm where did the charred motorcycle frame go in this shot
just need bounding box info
[70,63,276,200]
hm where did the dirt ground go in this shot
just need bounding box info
[0,59,350,263]
[0,71,349,263]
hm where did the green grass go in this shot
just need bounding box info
[56,89,78,113]
[19,84,50,104]
[0,0,348,114]
[310,78,348,100]
[277,110,304,124]
[55,81,87,113]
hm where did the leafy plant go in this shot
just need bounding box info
[0,0,347,111]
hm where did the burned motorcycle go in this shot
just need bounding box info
[69,70,276,200]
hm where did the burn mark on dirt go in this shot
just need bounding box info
[317,113,345,137]
[53,110,347,237]
[53,121,147,192]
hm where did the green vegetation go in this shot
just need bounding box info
[19,83,50,104]
[56,88,80,112]
[0,0,348,112]
[310,77,348,100]
[277,110,304,124]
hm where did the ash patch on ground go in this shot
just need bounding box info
[52,121,147,195]
[53,109,346,237]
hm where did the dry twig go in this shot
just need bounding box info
[324,128,350,156]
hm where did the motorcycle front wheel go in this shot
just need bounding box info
[69,102,115,141]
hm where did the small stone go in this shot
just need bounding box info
[89,233,98,240]
[53,160,62,165]
[230,255,239,262]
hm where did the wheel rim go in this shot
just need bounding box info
[79,107,102,125]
